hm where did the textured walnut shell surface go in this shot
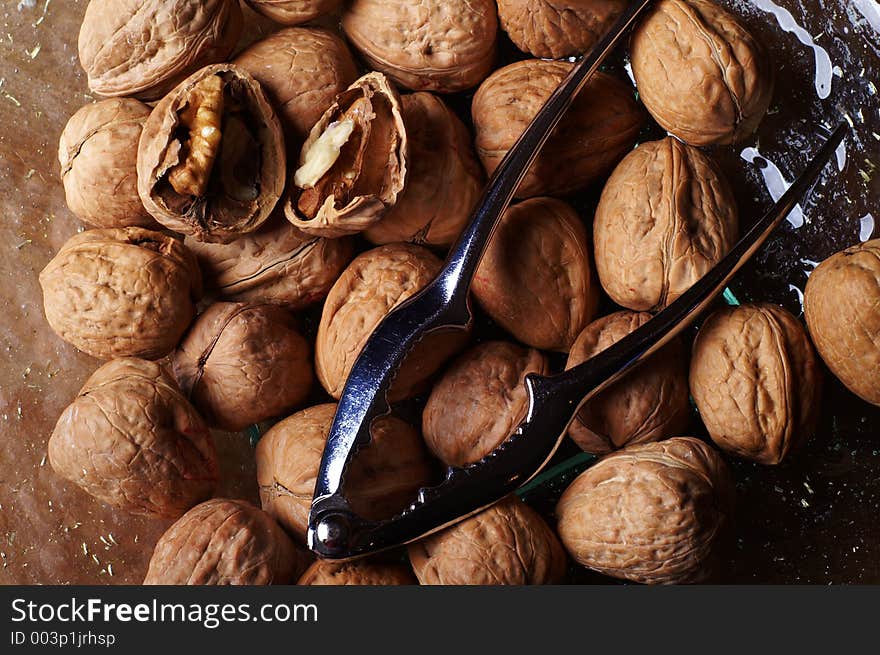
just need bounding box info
[138,64,286,244]
[594,137,738,312]
[144,499,306,585]
[244,0,342,26]
[78,0,242,100]
[48,358,218,519]
[630,0,774,146]
[804,240,880,406]
[39,228,201,361]
[172,302,313,432]
[59,98,155,229]
[472,197,598,351]
[566,311,690,455]
[298,560,418,585]
[423,341,548,466]
[341,0,498,93]
[364,92,485,247]
[408,496,566,585]
[556,437,734,584]
[473,61,644,198]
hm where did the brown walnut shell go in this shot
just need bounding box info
[341,0,498,93]
[556,437,734,584]
[594,136,739,312]
[172,302,313,432]
[473,61,644,198]
[244,0,342,26]
[144,499,306,585]
[408,496,567,585]
[48,358,218,518]
[630,0,774,146]
[472,197,598,351]
[566,311,691,455]
[39,228,201,361]
[298,560,418,585]
[138,64,286,244]
[804,239,880,406]
[78,0,242,100]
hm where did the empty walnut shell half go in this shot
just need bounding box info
[78,0,242,100]
[630,0,774,146]
[244,0,342,26]
[138,64,286,244]
[144,499,307,585]
[39,228,201,361]
[172,302,313,432]
[473,60,644,198]
[556,437,734,584]
[566,311,691,455]
[298,560,418,586]
[285,72,407,239]
[594,136,739,312]
[48,358,219,519]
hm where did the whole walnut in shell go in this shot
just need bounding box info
[408,496,566,585]
[473,60,644,198]
[48,358,218,518]
[144,499,306,585]
[298,560,418,585]
[78,0,242,100]
[805,239,880,407]
[594,137,738,312]
[172,302,313,432]
[566,311,690,455]
[630,0,774,146]
[255,403,435,542]
[59,99,155,229]
[556,437,734,584]
[472,197,598,351]
[423,341,548,466]
[138,64,286,244]
[244,0,342,26]
[39,228,201,361]
[342,0,498,93]
[690,303,821,465]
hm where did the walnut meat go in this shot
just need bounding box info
[630,0,774,146]
[556,437,734,584]
[244,0,342,26]
[566,311,690,455]
[39,228,201,361]
[472,197,598,351]
[342,0,498,93]
[59,99,155,229]
[255,404,435,542]
[473,61,644,198]
[298,560,417,585]
[138,64,286,244]
[144,499,306,585]
[408,496,566,585]
[78,0,242,100]
[48,358,218,518]
[805,239,880,407]
[594,137,738,312]
[172,302,313,432]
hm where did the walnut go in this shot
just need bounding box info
[594,137,738,312]
[244,0,342,26]
[630,0,774,146]
[804,239,880,407]
[472,197,598,351]
[172,302,313,432]
[298,559,418,585]
[58,99,155,229]
[341,0,498,93]
[255,403,435,542]
[423,341,548,466]
[408,496,567,585]
[138,64,286,244]
[566,311,690,455]
[472,60,644,198]
[144,499,307,585]
[48,358,218,518]
[556,437,734,584]
[78,0,242,101]
[39,228,201,361]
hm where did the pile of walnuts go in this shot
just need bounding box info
[37,0,878,586]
